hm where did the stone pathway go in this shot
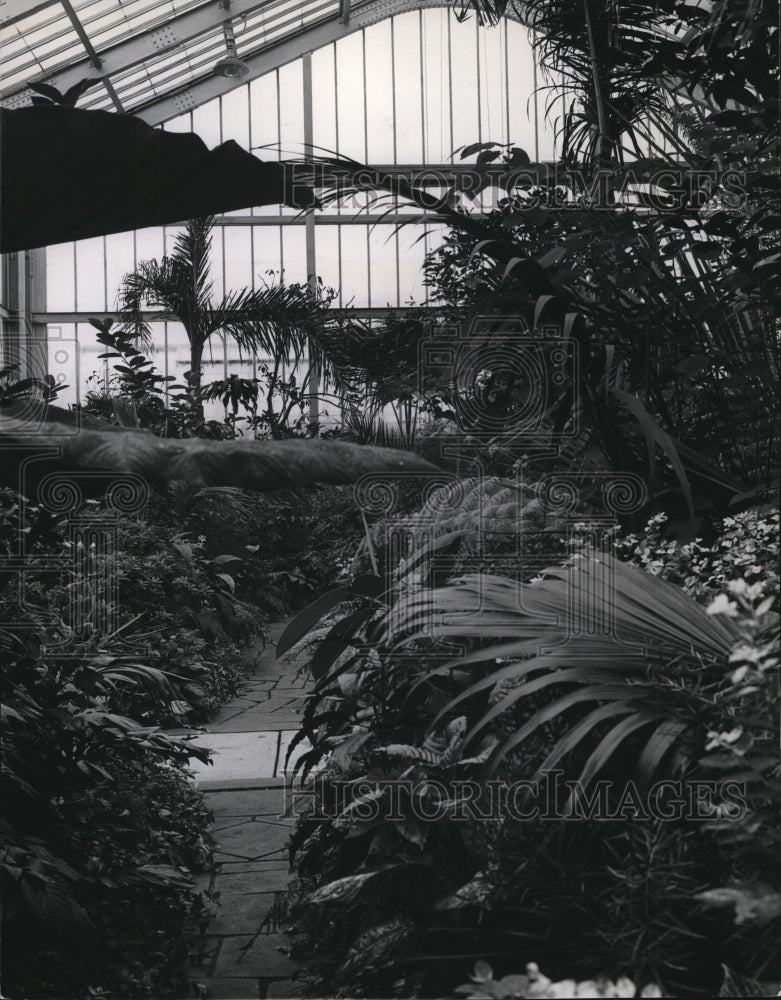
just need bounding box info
[181,620,312,1000]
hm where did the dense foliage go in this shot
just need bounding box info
[282,493,779,998]
[0,489,217,998]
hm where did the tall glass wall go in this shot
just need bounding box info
[44,10,557,410]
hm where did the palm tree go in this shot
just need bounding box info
[119,216,331,420]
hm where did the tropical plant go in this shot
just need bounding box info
[387,553,739,785]
[455,959,662,998]
[0,363,66,407]
[304,0,779,535]
[282,484,779,995]
[118,216,337,419]
[1,568,214,998]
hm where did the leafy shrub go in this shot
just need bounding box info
[284,499,779,998]
[455,960,662,998]
[614,509,780,599]
[0,484,260,997]
[1,618,214,999]
[1,486,266,726]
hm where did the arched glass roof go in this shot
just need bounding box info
[0,0,525,123]
[2,1,572,415]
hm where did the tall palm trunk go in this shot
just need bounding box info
[188,333,205,420]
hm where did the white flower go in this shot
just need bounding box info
[727,579,764,600]
[706,594,738,617]
[729,643,764,665]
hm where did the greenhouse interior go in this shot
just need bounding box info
[0,1,778,998]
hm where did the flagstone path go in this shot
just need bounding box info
[179,620,312,1000]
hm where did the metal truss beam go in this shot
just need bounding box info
[0,0,268,107]
[38,307,430,325]
[208,212,434,225]
[60,0,124,110]
[0,0,59,27]
[2,0,522,123]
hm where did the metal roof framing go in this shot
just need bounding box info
[1,0,521,124]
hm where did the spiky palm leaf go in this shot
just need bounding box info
[388,554,738,789]
[119,216,337,395]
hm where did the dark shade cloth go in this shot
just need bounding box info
[0,105,315,253]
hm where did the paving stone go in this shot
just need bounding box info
[218,853,289,868]
[214,817,291,858]
[199,777,286,792]
[216,714,299,733]
[215,935,298,979]
[205,789,286,817]
[216,868,290,894]
[188,935,223,972]
[207,891,279,935]
[276,732,313,778]
[181,619,307,991]
[202,977,260,998]
[187,732,280,784]
[264,978,301,998]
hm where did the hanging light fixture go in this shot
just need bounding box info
[214,17,249,79]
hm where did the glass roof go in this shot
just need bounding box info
[0,0,368,118]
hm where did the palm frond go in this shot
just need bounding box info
[388,553,738,783]
[207,282,321,359]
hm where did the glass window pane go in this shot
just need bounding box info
[165,321,191,388]
[449,16,480,153]
[312,44,337,154]
[135,228,164,269]
[367,225,398,308]
[279,61,304,154]
[281,226,307,286]
[162,112,194,135]
[192,100,222,150]
[334,31,366,161]
[221,87,250,149]
[339,226,369,308]
[421,11,453,162]
[314,227,342,305]
[393,13,424,163]
[79,320,108,402]
[506,23,545,159]
[253,226,283,280]
[364,20,396,163]
[75,237,106,312]
[211,228,225,302]
[46,243,76,312]
[478,20,508,147]
[224,226,254,292]
[105,232,136,312]
[398,226,429,306]
[250,73,280,158]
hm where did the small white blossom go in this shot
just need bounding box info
[706,594,738,617]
